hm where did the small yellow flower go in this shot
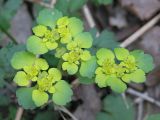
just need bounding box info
[13,58,49,86]
[32,68,62,106]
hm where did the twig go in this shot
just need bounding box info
[14,82,32,120]
[137,98,144,120]
[55,105,78,120]
[82,5,96,28]
[15,107,24,120]
[25,0,53,8]
[120,12,160,47]
[59,111,67,120]
[50,0,56,8]
[71,78,79,88]
[134,94,145,104]
[82,4,160,107]
[121,93,129,109]
[46,101,78,120]
[127,88,160,107]
[82,5,160,48]
[4,81,16,93]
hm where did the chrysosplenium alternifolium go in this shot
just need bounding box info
[11,9,154,108]
[95,48,154,92]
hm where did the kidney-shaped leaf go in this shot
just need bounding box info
[146,114,160,120]
[27,35,48,55]
[16,87,36,109]
[131,50,154,73]
[37,9,62,28]
[80,56,97,79]
[52,80,73,105]
[11,51,36,69]
[102,95,135,120]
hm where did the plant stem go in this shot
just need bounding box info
[15,107,24,120]
[55,105,78,120]
[0,27,18,44]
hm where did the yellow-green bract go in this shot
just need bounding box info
[95,48,154,93]
[11,51,73,108]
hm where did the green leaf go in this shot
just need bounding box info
[97,48,115,60]
[3,0,22,18]
[137,54,154,73]
[16,87,36,109]
[37,8,62,28]
[96,0,113,5]
[0,69,5,88]
[32,90,49,107]
[27,35,48,54]
[55,0,87,15]
[100,94,135,120]
[74,32,93,48]
[6,44,26,60]
[89,27,98,40]
[52,80,73,105]
[69,0,87,12]
[42,52,59,67]
[0,0,22,31]
[78,76,95,84]
[114,48,129,60]
[0,13,10,31]
[55,0,70,15]
[146,114,160,120]
[131,50,154,73]
[130,50,143,58]
[107,76,127,93]
[93,29,119,49]
[80,56,97,78]
[0,44,25,80]
[68,17,84,36]
[7,106,17,120]
[96,112,113,120]
[11,51,36,69]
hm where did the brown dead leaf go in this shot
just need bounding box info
[11,5,32,44]
[109,7,128,29]
[73,85,101,120]
[119,0,160,20]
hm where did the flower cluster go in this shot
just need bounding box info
[27,17,83,53]
[12,51,72,106]
[95,48,153,92]
[62,32,92,74]
[56,17,93,75]
[27,14,93,75]
[14,57,49,86]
